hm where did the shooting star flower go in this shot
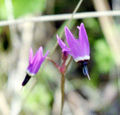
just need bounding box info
[57,23,90,80]
[22,47,49,86]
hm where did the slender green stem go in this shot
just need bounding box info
[60,73,65,115]
[65,57,73,72]
[60,57,72,115]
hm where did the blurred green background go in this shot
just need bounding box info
[0,0,119,115]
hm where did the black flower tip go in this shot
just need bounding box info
[22,74,31,86]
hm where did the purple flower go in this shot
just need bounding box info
[57,23,90,62]
[22,47,48,86]
[27,46,49,76]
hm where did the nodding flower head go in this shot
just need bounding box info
[22,47,49,86]
[57,23,90,62]
[57,23,90,80]
[27,47,49,76]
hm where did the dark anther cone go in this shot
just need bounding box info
[22,74,31,86]
[82,61,90,80]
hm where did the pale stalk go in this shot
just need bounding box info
[60,73,65,115]
[1,11,120,26]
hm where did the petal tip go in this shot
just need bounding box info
[64,26,69,31]
[44,50,49,58]
[56,34,60,40]
[77,26,80,30]
[29,48,33,64]
[80,22,84,26]
[80,23,86,30]
[77,23,84,30]
[39,46,43,51]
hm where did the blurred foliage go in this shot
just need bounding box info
[23,83,52,115]
[0,0,118,114]
[94,39,114,73]
[83,18,114,74]
[0,0,46,19]
[0,29,11,51]
[54,0,78,14]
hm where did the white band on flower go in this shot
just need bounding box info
[26,70,35,76]
[74,56,90,62]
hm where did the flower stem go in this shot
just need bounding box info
[46,57,60,70]
[60,73,65,115]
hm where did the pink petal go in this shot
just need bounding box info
[78,23,90,56]
[65,26,81,58]
[57,34,70,52]
[44,50,49,58]
[39,46,43,57]
[29,48,33,64]
[31,48,42,73]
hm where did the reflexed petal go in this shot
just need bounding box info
[30,49,41,73]
[33,48,43,74]
[65,26,77,47]
[32,47,42,64]
[65,26,82,59]
[44,50,49,58]
[78,23,90,56]
[33,50,48,74]
[57,34,70,53]
[33,59,43,74]
[29,48,33,64]
[39,46,43,57]
[27,46,48,75]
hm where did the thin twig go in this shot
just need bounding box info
[0,10,120,26]
[46,57,60,70]
[65,57,73,73]
[67,0,83,25]
[50,0,83,56]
